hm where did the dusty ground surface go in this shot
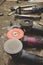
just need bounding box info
[0,1,43,65]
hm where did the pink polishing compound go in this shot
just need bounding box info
[23,36,41,44]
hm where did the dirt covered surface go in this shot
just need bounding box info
[0,1,43,65]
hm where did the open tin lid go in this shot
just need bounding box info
[4,39,23,54]
[7,28,24,39]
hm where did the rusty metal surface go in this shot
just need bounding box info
[0,1,43,65]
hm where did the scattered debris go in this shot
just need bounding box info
[8,11,14,16]
[9,21,13,26]
[0,13,4,16]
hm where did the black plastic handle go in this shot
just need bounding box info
[21,50,43,64]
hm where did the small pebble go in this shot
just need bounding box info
[1,36,5,39]
[2,27,6,30]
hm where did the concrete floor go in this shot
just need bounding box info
[0,1,43,65]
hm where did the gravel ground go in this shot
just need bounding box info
[0,1,43,65]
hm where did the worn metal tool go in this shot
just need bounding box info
[22,5,43,14]
[10,5,43,14]
[10,5,34,11]
[15,14,41,20]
